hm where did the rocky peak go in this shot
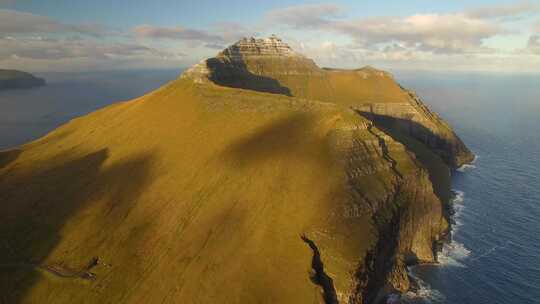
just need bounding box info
[218,35,298,60]
[181,36,321,92]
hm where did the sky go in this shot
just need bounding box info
[1,0,540,72]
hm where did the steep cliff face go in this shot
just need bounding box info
[355,91,473,169]
[182,35,324,95]
[0,37,469,304]
[183,38,473,169]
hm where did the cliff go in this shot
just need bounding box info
[0,37,471,303]
[183,36,473,169]
[0,69,45,90]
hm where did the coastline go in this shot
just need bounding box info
[399,155,477,303]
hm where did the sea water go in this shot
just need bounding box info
[396,71,540,304]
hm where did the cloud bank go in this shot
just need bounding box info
[1,2,540,72]
[0,9,108,36]
[133,25,224,43]
[465,1,539,19]
[263,3,540,71]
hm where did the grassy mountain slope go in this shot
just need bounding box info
[1,37,469,304]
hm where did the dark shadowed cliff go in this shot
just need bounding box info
[0,36,472,304]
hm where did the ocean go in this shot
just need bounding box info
[1,70,539,303]
[396,71,540,304]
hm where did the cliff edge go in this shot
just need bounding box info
[0,37,472,304]
[183,36,473,169]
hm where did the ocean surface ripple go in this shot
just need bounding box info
[397,72,540,304]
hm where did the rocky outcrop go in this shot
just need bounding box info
[343,124,449,304]
[355,91,473,169]
[0,69,45,90]
[182,36,322,95]
[219,35,298,58]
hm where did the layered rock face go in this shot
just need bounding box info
[355,91,473,169]
[1,37,471,304]
[183,37,473,168]
[182,36,323,95]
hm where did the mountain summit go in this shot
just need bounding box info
[182,35,322,94]
[184,36,472,168]
[220,35,299,58]
[1,37,472,303]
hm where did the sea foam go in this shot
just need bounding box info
[402,268,446,303]
[437,240,471,268]
[457,155,478,172]
[403,175,473,302]
[450,190,465,233]
[437,190,471,267]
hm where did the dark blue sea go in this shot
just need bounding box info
[1,70,539,303]
[396,71,540,304]
[0,69,180,150]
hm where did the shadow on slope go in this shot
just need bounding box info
[206,58,292,96]
[223,112,333,169]
[0,148,154,303]
[357,111,451,204]
[0,149,21,169]
[301,235,338,304]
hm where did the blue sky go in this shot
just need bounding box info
[4,0,515,27]
[1,0,539,72]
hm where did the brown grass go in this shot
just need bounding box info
[0,78,418,303]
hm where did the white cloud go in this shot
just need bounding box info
[0,36,180,60]
[0,9,197,71]
[465,1,539,20]
[534,20,540,32]
[333,14,502,54]
[269,10,503,55]
[0,9,109,36]
[133,25,224,43]
[209,22,259,42]
[265,4,343,29]
[2,3,540,72]
[265,4,540,72]
[0,35,188,72]
[0,0,21,5]
[133,22,259,49]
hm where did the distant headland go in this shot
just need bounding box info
[0,69,45,90]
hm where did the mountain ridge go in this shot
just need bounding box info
[0,36,473,304]
[182,36,472,169]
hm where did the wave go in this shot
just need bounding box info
[437,190,471,267]
[457,164,476,172]
[401,188,471,302]
[402,268,446,303]
[469,240,512,263]
[450,190,465,233]
[457,154,478,172]
[452,190,465,204]
[401,189,470,301]
[437,240,471,268]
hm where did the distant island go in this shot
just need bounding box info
[0,69,45,90]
